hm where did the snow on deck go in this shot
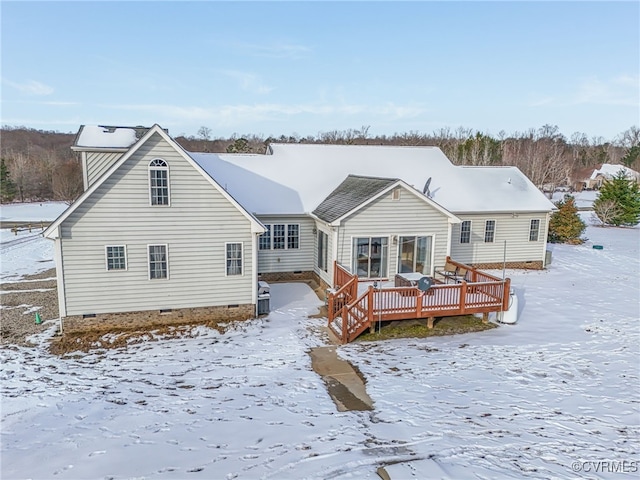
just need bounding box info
[1,210,639,479]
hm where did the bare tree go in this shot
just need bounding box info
[591,199,621,227]
[52,160,83,204]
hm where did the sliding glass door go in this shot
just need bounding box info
[398,236,433,275]
[352,237,388,278]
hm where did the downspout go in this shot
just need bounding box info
[252,232,259,316]
[52,230,67,333]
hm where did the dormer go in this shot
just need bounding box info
[71,125,152,190]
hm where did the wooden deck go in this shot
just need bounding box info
[327,259,511,344]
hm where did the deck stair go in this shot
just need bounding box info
[327,259,511,344]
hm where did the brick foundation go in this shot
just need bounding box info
[259,271,331,302]
[471,261,544,270]
[62,304,255,334]
[258,270,316,283]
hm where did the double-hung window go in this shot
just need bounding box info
[260,224,300,250]
[149,159,169,206]
[148,245,168,279]
[484,220,496,243]
[259,225,271,250]
[105,245,126,271]
[529,219,540,241]
[460,221,471,244]
[287,225,299,249]
[226,243,243,276]
[273,225,286,249]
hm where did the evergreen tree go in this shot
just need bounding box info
[0,158,17,203]
[593,170,640,226]
[548,195,586,244]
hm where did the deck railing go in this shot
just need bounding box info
[328,262,358,323]
[334,262,354,289]
[328,258,511,343]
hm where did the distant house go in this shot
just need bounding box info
[572,163,640,191]
[45,125,555,331]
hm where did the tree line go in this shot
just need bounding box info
[1,124,639,204]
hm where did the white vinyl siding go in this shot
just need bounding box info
[59,132,255,316]
[335,188,451,278]
[450,213,550,265]
[226,242,243,276]
[85,152,124,188]
[256,216,314,274]
[105,245,126,271]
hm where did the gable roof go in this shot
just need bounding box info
[205,143,555,215]
[44,125,265,239]
[313,175,397,223]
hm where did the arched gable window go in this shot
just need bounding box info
[149,159,169,205]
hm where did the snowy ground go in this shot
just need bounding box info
[0,202,67,280]
[1,206,639,479]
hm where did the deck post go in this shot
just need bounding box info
[502,278,511,311]
[427,316,435,329]
[482,312,489,323]
[416,291,423,318]
[459,281,467,314]
[328,292,335,324]
[341,304,348,344]
[368,286,375,333]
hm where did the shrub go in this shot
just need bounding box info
[592,170,640,226]
[548,195,586,244]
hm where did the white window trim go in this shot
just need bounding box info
[225,242,244,277]
[484,219,496,243]
[260,223,300,250]
[148,158,171,207]
[529,219,541,242]
[349,235,390,279]
[317,229,329,272]
[394,233,435,276]
[460,220,472,244]
[391,188,401,201]
[259,225,271,250]
[147,244,169,280]
[105,245,127,271]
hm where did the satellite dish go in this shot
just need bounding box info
[417,276,432,292]
[423,177,432,197]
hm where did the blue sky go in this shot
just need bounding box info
[1,1,638,140]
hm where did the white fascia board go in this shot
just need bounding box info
[329,180,460,226]
[44,124,266,238]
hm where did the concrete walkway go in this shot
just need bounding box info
[309,346,374,412]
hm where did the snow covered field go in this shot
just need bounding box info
[1,206,639,479]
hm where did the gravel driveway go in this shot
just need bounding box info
[0,268,58,346]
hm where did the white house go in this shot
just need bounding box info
[45,125,555,331]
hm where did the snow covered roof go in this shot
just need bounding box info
[590,163,640,181]
[187,153,304,215]
[189,144,555,215]
[73,125,151,149]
